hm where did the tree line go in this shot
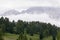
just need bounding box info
[0,17,59,40]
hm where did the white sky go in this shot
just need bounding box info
[0,0,60,9]
[0,0,60,13]
[0,0,60,27]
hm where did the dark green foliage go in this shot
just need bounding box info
[51,25,57,40]
[0,29,3,40]
[4,17,10,32]
[0,17,59,40]
[8,20,15,33]
[16,20,25,34]
[0,27,4,40]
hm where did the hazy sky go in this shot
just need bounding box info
[0,0,60,13]
[0,0,60,9]
[0,0,60,27]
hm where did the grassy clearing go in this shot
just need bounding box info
[3,33,59,40]
[43,36,52,40]
[4,33,19,40]
[4,33,39,40]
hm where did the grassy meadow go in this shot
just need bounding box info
[3,33,56,40]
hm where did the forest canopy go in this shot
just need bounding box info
[0,17,59,40]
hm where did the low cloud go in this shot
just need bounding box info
[3,13,60,27]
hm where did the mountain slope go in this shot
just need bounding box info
[0,7,60,20]
[0,9,20,16]
[21,7,60,19]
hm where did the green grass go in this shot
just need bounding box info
[4,33,19,40]
[27,34,39,40]
[4,33,39,40]
[43,36,52,40]
[3,33,58,40]
[57,31,60,40]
